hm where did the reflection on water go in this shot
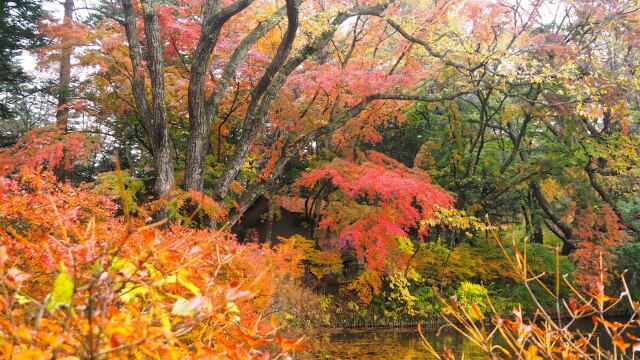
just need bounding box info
[299,318,631,359]
[300,327,487,359]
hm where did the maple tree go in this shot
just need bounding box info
[297,150,454,271]
[66,0,482,204]
[0,127,99,176]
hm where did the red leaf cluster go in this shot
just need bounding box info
[297,151,454,270]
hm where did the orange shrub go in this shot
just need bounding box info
[0,169,304,359]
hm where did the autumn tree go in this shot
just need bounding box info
[38,0,640,280]
[72,0,488,210]
[296,150,454,270]
[373,0,639,255]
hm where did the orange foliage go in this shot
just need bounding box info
[0,127,99,176]
[570,204,629,291]
[0,169,303,358]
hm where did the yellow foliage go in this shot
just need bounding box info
[276,235,342,279]
[540,178,561,203]
[422,206,498,233]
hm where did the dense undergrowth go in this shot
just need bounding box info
[0,168,307,358]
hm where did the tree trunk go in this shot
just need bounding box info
[531,217,544,244]
[121,0,174,199]
[264,197,277,246]
[56,0,74,130]
[184,0,256,192]
[526,187,543,244]
[141,1,174,198]
[184,28,221,192]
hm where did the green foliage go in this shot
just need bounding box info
[385,270,421,317]
[395,236,415,255]
[412,286,439,315]
[0,0,41,89]
[511,242,575,280]
[617,199,640,239]
[158,189,226,226]
[414,241,513,287]
[369,269,438,319]
[454,282,488,320]
[94,170,144,213]
[615,243,640,298]
[46,271,74,311]
[490,242,575,311]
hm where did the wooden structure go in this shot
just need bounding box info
[236,195,317,244]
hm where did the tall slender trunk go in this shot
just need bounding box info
[531,218,544,244]
[56,0,74,130]
[526,187,543,244]
[264,197,277,246]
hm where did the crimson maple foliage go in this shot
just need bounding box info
[298,150,454,270]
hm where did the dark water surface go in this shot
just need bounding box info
[300,327,486,359]
[299,317,634,359]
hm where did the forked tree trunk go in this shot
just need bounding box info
[121,0,174,199]
[184,0,256,192]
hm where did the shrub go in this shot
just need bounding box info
[421,231,640,360]
[615,242,640,297]
[94,170,144,214]
[0,169,304,358]
[454,282,488,319]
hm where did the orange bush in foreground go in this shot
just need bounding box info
[0,169,303,359]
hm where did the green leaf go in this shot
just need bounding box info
[47,272,74,311]
[171,297,192,316]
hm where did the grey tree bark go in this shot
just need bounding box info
[120,0,175,199]
[184,0,256,191]
[212,2,392,200]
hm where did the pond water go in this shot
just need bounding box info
[300,327,486,359]
[299,318,631,359]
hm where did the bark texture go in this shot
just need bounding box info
[184,0,256,191]
[212,2,391,200]
[121,0,175,198]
